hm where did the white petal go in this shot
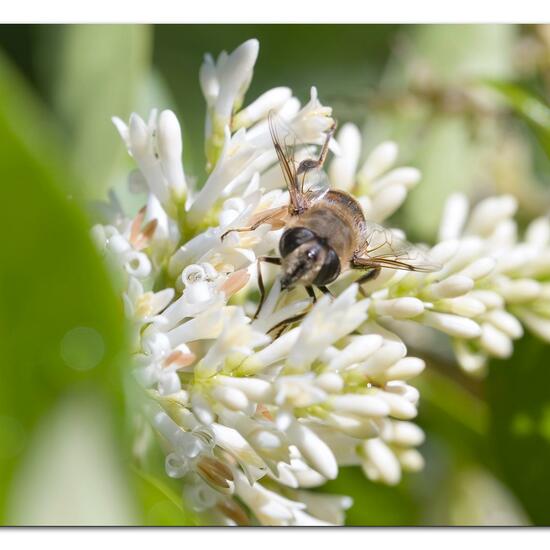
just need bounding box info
[374,297,424,319]
[286,421,338,480]
[191,392,215,425]
[376,391,417,420]
[315,372,344,393]
[466,195,517,237]
[216,376,272,401]
[212,385,249,410]
[526,216,550,248]
[497,278,541,303]
[438,193,469,241]
[157,110,186,197]
[421,311,481,338]
[327,334,383,371]
[233,87,292,128]
[373,167,421,192]
[515,309,550,342]
[470,290,505,309]
[128,112,149,157]
[395,448,425,472]
[370,184,407,222]
[459,257,496,281]
[359,342,407,377]
[359,141,398,183]
[388,421,425,446]
[439,296,486,317]
[330,394,390,417]
[480,323,513,358]
[425,275,474,299]
[328,123,361,192]
[199,53,219,105]
[454,340,487,375]
[362,438,401,485]
[215,39,260,119]
[384,357,425,381]
[483,309,523,339]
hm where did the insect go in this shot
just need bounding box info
[222,111,439,323]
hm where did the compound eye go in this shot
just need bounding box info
[279,227,316,257]
[313,247,341,286]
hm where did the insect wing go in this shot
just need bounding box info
[268,110,331,197]
[359,220,441,272]
[303,169,331,203]
[268,112,298,196]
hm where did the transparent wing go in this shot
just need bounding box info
[268,111,299,209]
[267,111,331,206]
[302,168,331,202]
[357,220,441,272]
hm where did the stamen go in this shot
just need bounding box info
[196,456,234,489]
[163,349,196,369]
[220,269,251,297]
[216,499,250,526]
[129,206,146,245]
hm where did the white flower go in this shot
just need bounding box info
[201,39,259,168]
[124,276,174,325]
[93,38,546,526]
[328,124,421,223]
[92,219,152,279]
[112,109,187,215]
[188,129,263,224]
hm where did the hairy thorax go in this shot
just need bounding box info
[290,190,365,265]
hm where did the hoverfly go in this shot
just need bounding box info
[222,111,439,322]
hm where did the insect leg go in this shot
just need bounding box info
[269,312,308,339]
[317,285,334,298]
[253,256,281,320]
[354,268,381,298]
[296,120,337,176]
[220,206,287,241]
[351,256,383,297]
[305,285,317,304]
[355,268,381,285]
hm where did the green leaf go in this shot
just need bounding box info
[43,24,152,199]
[5,393,139,525]
[486,335,550,524]
[322,467,417,526]
[133,467,197,526]
[486,80,550,159]
[0,50,132,523]
[413,25,515,85]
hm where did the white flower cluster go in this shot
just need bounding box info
[328,129,550,374]
[92,39,548,525]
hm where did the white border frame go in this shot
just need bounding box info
[1,0,549,23]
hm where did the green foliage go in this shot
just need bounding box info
[362,25,518,241]
[486,80,550,160]
[324,467,417,525]
[487,335,550,525]
[133,467,198,526]
[0,50,129,521]
[0,34,193,526]
[43,25,153,199]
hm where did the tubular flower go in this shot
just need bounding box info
[93,39,548,525]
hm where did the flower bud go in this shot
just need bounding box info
[421,311,481,338]
[361,438,401,485]
[425,275,474,299]
[287,421,338,480]
[328,123,361,192]
[359,141,398,183]
[330,394,390,417]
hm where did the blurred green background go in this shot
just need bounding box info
[0,24,549,526]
